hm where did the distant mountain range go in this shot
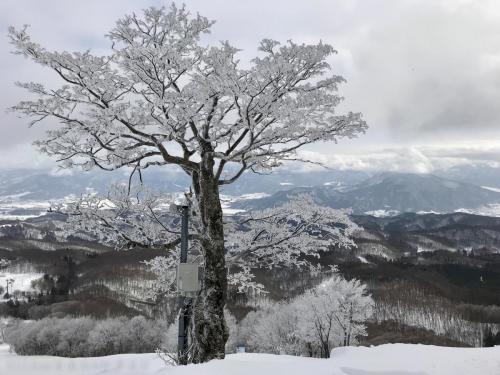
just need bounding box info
[436,164,500,189]
[1,166,500,217]
[0,167,370,200]
[235,172,500,215]
[0,168,190,201]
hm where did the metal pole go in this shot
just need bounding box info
[178,205,190,365]
[180,205,189,263]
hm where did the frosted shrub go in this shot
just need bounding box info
[36,322,62,355]
[243,302,304,355]
[7,321,43,355]
[5,316,167,357]
[125,315,168,353]
[55,317,94,357]
[87,317,127,356]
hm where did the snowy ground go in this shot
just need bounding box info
[456,204,500,218]
[1,343,499,375]
[0,272,43,293]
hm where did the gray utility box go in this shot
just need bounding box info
[177,263,200,293]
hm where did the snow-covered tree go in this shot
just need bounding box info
[0,259,10,269]
[57,184,359,360]
[296,275,373,357]
[9,4,366,362]
[240,274,373,357]
[60,187,358,295]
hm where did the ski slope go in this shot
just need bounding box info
[1,343,499,375]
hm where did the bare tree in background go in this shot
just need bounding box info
[9,4,366,362]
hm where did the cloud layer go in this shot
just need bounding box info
[1,0,499,170]
[296,141,500,173]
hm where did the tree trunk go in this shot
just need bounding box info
[190,160,228,363]
[321,340,330,358]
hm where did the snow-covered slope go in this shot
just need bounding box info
[1,343,499,375]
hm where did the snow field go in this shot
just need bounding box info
[1,343,499,375]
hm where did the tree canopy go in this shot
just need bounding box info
[9,5,366,180]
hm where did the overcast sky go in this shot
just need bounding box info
[1,0,499,173]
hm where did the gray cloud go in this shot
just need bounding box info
[339,1,500,141]
[296,141,500,173]
[0,0,499,170]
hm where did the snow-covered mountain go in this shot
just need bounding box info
[0,168,191,201]
[0,168,369,219]
[235,172,500,215]
[2,168,500,218]
[0,168,369,200]
[437,164,500,189]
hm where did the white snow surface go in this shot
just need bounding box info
[0,272,43,292]
[1,343,500,375]
[0,196,64,220]
[220,192,270,215]
[356,256,370,264]
[364,209,400,217]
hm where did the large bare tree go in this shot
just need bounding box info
[9,4,366,362]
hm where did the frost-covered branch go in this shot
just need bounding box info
[225,194,358,270]
[57,187,358,295]
[10,5,367,361]
[9,5,366,181]
[57,185,185,250]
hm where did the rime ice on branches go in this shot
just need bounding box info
[9,4,366,363]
